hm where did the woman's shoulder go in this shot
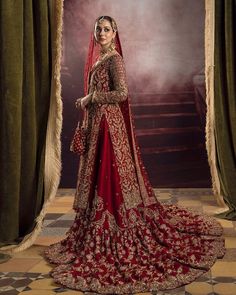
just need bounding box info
[108,51,124,65]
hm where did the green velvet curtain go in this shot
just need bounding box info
[0,1,51,245]
[214,0,236,220]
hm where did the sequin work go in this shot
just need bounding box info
[44,52,225,294]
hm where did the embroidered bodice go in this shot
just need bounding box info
[89,53,128,104]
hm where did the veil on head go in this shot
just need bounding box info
[83,16,123,95]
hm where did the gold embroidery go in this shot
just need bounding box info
[46,46,225,295]
[45,195,225,294]
[105,104,142,209]
[91,54,128,104]
[73,103,143,210]
[73,105,102,209]
[74,53,159,210]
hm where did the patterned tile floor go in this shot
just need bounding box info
[0,188,236,295]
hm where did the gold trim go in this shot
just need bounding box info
[90,50,119,74]
[204,0,227,208]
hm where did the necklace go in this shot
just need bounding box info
[92,53,110,69]
[100,46,114,57]
[92,45,116,70]
[99,41,116,59]
[97,48,115,64]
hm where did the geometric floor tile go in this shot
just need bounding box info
[213,283,236,295]
[0,188,235,295]
[211,262,236,277]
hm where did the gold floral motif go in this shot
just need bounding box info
[46,45,226,295]
[74,53,147,210]
[105,104,142,209]
[91,54,128,104]
[45,194,225,294]
[74,53,158,210]
[73,105,102,209]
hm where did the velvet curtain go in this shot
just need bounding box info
[213,0,236,220]
[0,0,63,251]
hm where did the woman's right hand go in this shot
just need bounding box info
[75,94,92,110]
[80,94,92,110]
[75,98,82,109]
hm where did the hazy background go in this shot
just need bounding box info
[62,0,204,96]
[60,0,210,188]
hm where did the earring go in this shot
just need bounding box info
[111,38,116,50]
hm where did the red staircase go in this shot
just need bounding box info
[131,92,211,188]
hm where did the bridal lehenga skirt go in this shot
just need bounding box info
[45,117,225,294]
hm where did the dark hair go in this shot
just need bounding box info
[95,15,117,32]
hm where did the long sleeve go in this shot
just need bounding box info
[91,54,128,104]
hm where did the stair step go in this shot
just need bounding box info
[131,102,196,115]
[133,113,199,129]
[134,113,197,118]
[140,144,204,155]
[130,92,196,104]
[146,163,211,188]
[135,127,204,148]
[135,126,202,136]
[141,145,208,165]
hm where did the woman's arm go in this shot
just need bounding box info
[91,54,128,104]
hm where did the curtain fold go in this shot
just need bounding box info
[0,0,63,251]
[205,0,227,208]
[0,0,23,245]
[213,0,236,220]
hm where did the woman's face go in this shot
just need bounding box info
[94,19,116,49]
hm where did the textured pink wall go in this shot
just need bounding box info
[60,0,209,188]
[62,0,205,97]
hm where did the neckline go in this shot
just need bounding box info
[90,50,119,73]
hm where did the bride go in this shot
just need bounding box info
[44,15,225,294]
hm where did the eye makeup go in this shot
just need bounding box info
[96,26,111,33]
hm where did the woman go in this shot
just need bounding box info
[45,16,225,294]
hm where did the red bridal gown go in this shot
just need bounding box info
[45,52,225,294]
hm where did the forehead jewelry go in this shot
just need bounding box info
[97,16,117,32]
[98,16,105,24]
